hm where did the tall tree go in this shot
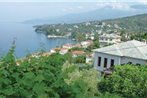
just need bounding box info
[93,33,100,48]
[2,41,16,66]
[75,33,85,42]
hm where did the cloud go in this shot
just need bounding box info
[135,0,147,4]
[95,2,133,11]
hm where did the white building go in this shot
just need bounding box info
[93,40,147,72]
[71,50,85,58]
[50,49,56,53]
[99,33,121,47]
[81,40,93,48]
[59,48,68,55]
[85,33,94,40]
[62,44,73,49]
[86,53,94,64]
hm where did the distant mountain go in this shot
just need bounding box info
[131,4,147,10]
[23,4,147,25]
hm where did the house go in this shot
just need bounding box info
[74,25,79,28]
[85,33,91,39]
[85,32,94,40]
[99,33,121,47]
[81,40,93,48]
[42,52,51,57]
[50,49,56,53]
[141,39,147,44]
[50,48,61,53]
[30,52,40,58]
[62,43,73,49]
[16,61,20,66]
[73,43,82,48]
[93,40,147,72]
[59,48,68,55]
[71,50,85,57]
[86,53,94,64]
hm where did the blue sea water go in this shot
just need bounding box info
[0,22,75,58]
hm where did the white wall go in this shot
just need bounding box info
[94,52,121,71]
[86,57,92,64]
[94,52,147,72]
[120,57,146,65]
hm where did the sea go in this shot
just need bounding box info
[0,22,75,58]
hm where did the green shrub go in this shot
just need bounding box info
[98,65,147,98]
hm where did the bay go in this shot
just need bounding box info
[0,22,75,58]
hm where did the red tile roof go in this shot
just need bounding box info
[72,50,85,55]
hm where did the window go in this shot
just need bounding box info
[121,63,125,66]
[110,59,114,67]
[98,57,101,66]
[136,63,141,66]
[127,62,132,65]
[104,58,107,68]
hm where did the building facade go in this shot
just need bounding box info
[94,40,147,72]
[99,33,121,47]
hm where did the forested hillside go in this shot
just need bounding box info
[34,13,147,40]
[0,42,146,98]
[104,14,147,32]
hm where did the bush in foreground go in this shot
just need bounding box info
[98,65,147,98]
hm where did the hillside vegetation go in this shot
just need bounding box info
[34,21,102,38]
[0,42,146,98]
[104,14,147,32]
[34,14,147,39]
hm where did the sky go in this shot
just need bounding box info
[0,0,147,3]
[0,0,147,22]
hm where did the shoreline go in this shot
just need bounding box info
[47,35,67,39]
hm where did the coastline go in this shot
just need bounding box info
[47,35,66,38]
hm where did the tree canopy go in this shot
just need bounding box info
[0,44,147,98]
[98,65,147,98]
[0,45,100,98]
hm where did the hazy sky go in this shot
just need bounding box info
[0,0,147,3]
[0,0,147,22]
